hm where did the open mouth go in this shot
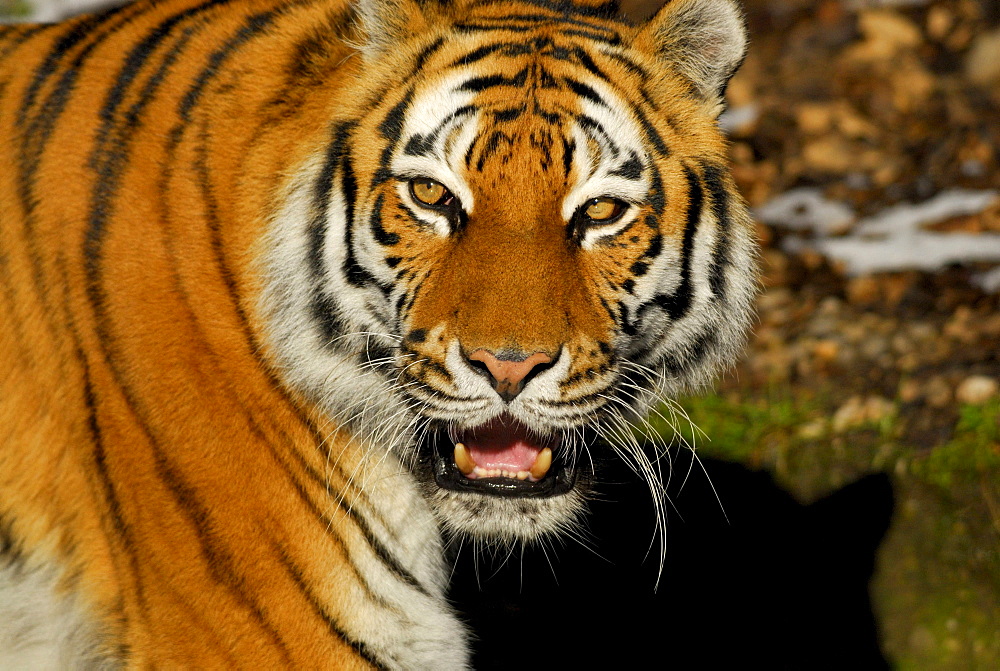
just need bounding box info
[432,415,577,498]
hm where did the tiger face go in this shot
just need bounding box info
[262,0,756,544]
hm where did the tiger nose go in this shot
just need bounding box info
[467,349,554,402]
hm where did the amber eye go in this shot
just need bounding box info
[583,197,626,222]
[410,178,453,208]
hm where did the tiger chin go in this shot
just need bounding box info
[0,0,755,667]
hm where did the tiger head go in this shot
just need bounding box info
[261,0,756,543]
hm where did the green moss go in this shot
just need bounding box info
[648,391,820,463]
[912,400,1000,490]
[0,0,33,19]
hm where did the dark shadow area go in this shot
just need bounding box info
[449,453,894,669]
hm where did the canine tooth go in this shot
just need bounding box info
[454,443,475,475]
[529,448,552,480]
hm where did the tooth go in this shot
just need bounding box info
[529,448,552,480]
[517,471,529,480]
[454,443,475,475]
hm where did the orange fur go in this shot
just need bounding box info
[1,0,395,664]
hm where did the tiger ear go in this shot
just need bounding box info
[356,0,430,59]
[630,0,747,106]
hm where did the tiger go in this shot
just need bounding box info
[0,0,755,666]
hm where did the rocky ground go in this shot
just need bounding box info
[687,0,1000,666]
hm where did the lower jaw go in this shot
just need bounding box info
[428,478,591,542]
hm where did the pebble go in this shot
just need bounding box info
[832,395,895,433]
[813,339,840,363]
[925,376,953,409]
[955,376,999,406]
[797,419,827,440]
[898,379,922,403]
[966,27,1000,86]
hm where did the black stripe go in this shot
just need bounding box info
[458,67,528,92]
[372,87,415,187]
[341,163,380,287]
[340,149,387,289]
[492,105,525,122]
[642,231,663,260]
[0,23,49,64]
[701,162,732,299]
[559,28,620,45]
[652,165,702,321]
[449,40,508,67]
[501,0,622,20]
[370,194,398,245]
[78,344,146,617]
[309,122,355,345]
[17,10,122,128]
[149,442,294,661]
[272,542,387,668]
[402,104,475,158]
[258,413,423,615]
[598,294,623,330]
[609,150,643,180]
[570,46,609,81]
[54,256,146,647]
[578,114,619,158]
[411,36,444,73]
[564,77,604,106]
[561,136,575,177]
[647,164,665,214]
[465,9,620,32]
[192,97,284,370]
[378,87,414,142]
[603,49,649,80]
[476,129,514,171]
[454,21,534,34]
[632,103,670,157]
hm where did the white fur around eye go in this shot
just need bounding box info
[561,81,651,249]
[577,205,641,249]
[389,71,480,227]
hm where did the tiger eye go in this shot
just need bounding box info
[585,198,623,221]
[411,178,449,207]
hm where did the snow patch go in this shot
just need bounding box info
[814,189,1000,276]
[2,0,120,22]
[853,189,998,237]
[974,267,1000,294]
[758,188,1000,291]
[754,187,855,235]
[719,104,760,135]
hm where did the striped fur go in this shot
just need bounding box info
[0,0,755,666]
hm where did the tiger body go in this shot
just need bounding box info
[0,0,755,666]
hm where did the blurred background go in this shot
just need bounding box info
[2,0,998,667]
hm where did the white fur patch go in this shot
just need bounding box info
[0,553,113,670]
